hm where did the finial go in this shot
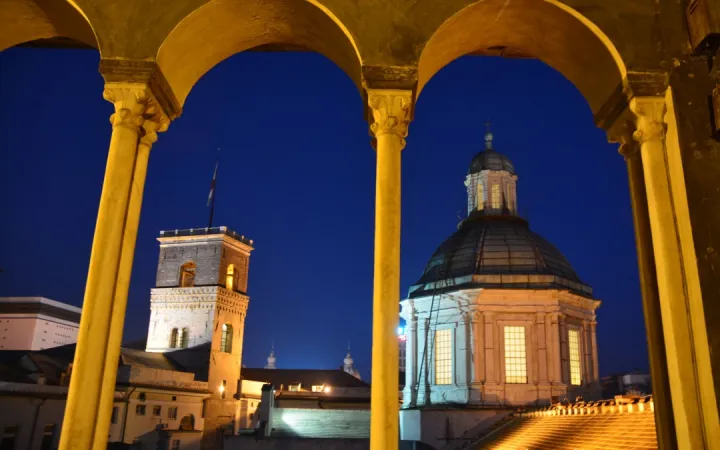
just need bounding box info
[485,120,493,150]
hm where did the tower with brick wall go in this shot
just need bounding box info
[144,226,254,448]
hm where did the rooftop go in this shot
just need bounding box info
[0,297,82,323]
[241,368,369,389]
[159,226,254,248]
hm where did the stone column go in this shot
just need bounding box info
[367,89,411,450]
[536,313,548,383]
[59,82,170,450]
[483,313,496,384]
[589,321,599,382]
[611,121,676,448]
[472,311,484,383]
[631,95,720,449]
[403,314,417,407]
[558,314,569,385]
[581,319,591,384]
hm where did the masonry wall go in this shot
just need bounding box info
[269,409,370,438]
[156,241,223,287]
[0,395,67,450]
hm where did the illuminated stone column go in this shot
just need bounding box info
[589,321,599,382]
[558,314,569,384]
[367,89,412,450]
[472,311,484,383]
[631,95,720,450]
[403,313,417,407]
[59,82,170,450]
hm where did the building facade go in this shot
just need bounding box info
[0,297,81,351]
[400,133,601,445]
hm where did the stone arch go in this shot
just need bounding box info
[0,0,97,52]
[417,0,627,119]
[156,0,362,107]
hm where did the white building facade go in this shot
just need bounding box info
[0,297,81,351]
[399,132,601,446]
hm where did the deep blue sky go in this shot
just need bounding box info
[0,47,647,379]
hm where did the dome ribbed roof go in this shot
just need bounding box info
[468,149,515,175]
[408,214,591,298]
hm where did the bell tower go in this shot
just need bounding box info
[144,226,254,448]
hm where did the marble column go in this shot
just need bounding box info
[367,89,411,450]
[403,314,417,407]
[589,321,599,382]
[472,311,484,383]
[484,313,497,384]
[631,95,720,449]
[536,313,548,382]
[60,83,169,450]
[558,314,569,385]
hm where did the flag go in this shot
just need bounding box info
[207,160,218,207]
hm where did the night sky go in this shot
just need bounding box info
[0,47,647,379]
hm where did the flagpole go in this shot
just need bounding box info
[207,149,219,229]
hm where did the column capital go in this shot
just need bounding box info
[99,59,181,120]
[629,97,667,145]
[367,89,413,145]
[103,83,170,146]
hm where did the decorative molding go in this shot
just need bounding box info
[99,59,182,120]
[361,65,418,91]
[367,89,412,143]
[594,70,669,130]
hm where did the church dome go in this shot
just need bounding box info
[408,214,591,298]
[468,149,515,175]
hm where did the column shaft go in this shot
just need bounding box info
[632,95,720,450]
[60,86,148,450]
[368,90,411,450]
[473,312,484,382]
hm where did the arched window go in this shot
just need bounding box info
[179,414,195,431]
[225,264,236,291]
[170,328,179,348]
[179,328,189,348]
[220,324,233,353]
[179,261,196,287]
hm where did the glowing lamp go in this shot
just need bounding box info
[397,327,404,335]
[324,386,331,393]
[218,384,225,394]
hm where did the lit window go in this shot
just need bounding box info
[491,184,501,209]
[226,264,236,291]
[152,405,161,417]
[135,405,146,416]
[288,384,300,392]
[311,385,324,392]
[434,329,452,385]
[220,324,233,353]
[170,328,179,348]
[569,329,582,386]
[477,182,484,210]
[504,326,527,384]
[179,262,196,287]
[168,407,178,420]
[179,328,189,348]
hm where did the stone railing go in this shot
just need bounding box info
[524,394,654,417]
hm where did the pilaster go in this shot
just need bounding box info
[472,311,485,383]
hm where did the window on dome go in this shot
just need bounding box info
[569,329,582,386]
[491,184,501,209]
[504,326,527,384]
[476,182,484,210]
[434,329,452,385]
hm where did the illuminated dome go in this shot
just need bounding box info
[408,213,591,298]
[468,149,515,175]
[409,127,590,299]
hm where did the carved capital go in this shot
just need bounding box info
[104,82,170,147]
[630,97,667,145]
[367,89,412,144]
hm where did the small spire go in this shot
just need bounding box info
[265,342,276,369]
[485,120,493,150]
